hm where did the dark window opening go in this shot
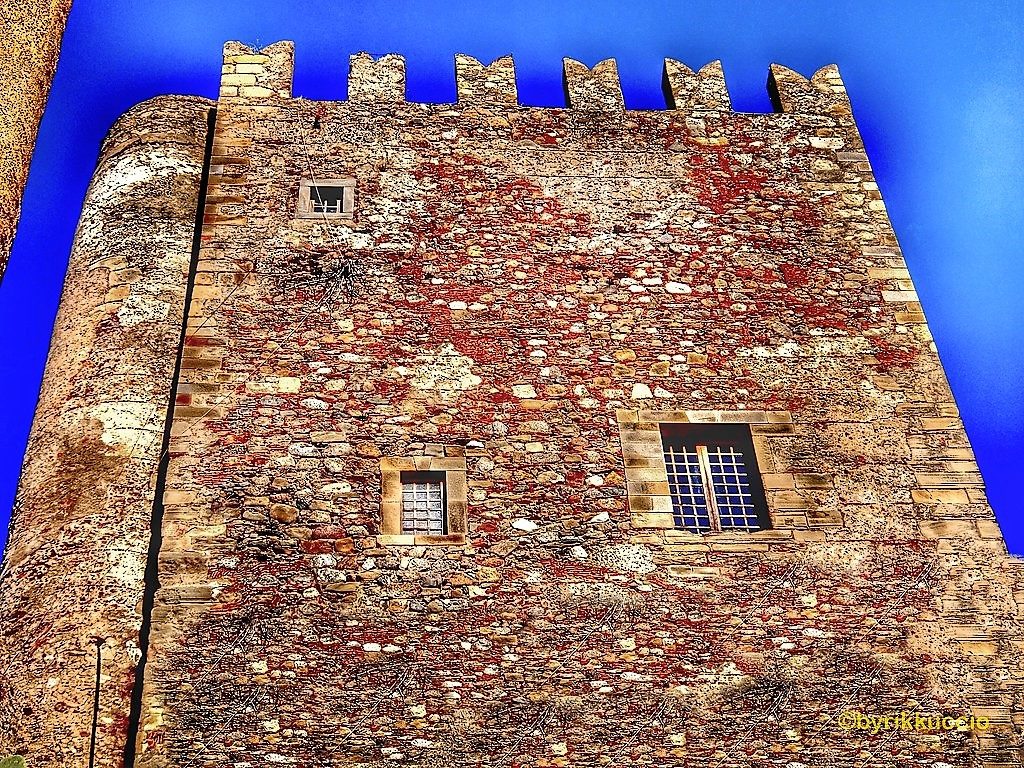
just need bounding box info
[309,185,348,215]
[660,424,770,533]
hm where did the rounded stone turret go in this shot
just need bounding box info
[0,94,213,767]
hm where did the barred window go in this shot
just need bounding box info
[380,455,467,546]
[661,424,770,533]
[297,177,355,219]
[400,471,447,536]
[309,185,348,214]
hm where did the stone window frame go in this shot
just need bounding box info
[296,177,355,219]
[379,456,467,545]
[617,409,837,536]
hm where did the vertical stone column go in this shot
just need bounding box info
[0,95,212,767]
[0,0,75,280]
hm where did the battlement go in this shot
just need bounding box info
[218,40,852,116]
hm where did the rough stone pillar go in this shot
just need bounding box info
[0,95,212,767]
[0,0,75,280]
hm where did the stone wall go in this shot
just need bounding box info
[0,0,75,279]
[0,95,212,766]
[5,39,1023,768]
[126,43,1024,767]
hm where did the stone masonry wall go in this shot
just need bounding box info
[4,40,1011,768]
[0,0,75,279]
[128,43,1024,768]
[0,96,211,767]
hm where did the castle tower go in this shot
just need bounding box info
[0,96,213,766]
[0,0,76,278]
[3,42,1023,767]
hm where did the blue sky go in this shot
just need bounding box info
[2,1,1022,553]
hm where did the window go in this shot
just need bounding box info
[297,177,355,219]
[400,471,447,535]
[379,454,468,545]
[660,424,770,533]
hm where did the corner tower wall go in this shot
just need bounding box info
[0,95,212,766]
[0,0,75,279]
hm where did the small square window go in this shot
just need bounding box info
[379,455,468,545]
[297,178,355,219]
[660,424,770,533]
[400,471,447,536]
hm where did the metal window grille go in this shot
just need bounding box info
[401,477,446,536]
[662,429,767,533]
[704,446,761,530]
[664,444,713,533]
[310,186,347,214]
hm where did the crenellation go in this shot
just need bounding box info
[455,54,517,104]
[768,63,854,120]
[220,40,294,100]
[662,59,731,111]
[562,56,624,110]
[348,51,406,102]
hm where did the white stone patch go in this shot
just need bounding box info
[512,518,538,532]
[117,294,170,327]
[319,481,353,495]
[90,147,196,208]
[125,640,143,665]
[668,661,751,706]
[278,223,375,252]
[589,544,656,574]
[393,342,481,393]
[740,341,802,358]
[631,383,653,399]
[106,546,145,586]
[622,671,653,682]
[86,401,162,448]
